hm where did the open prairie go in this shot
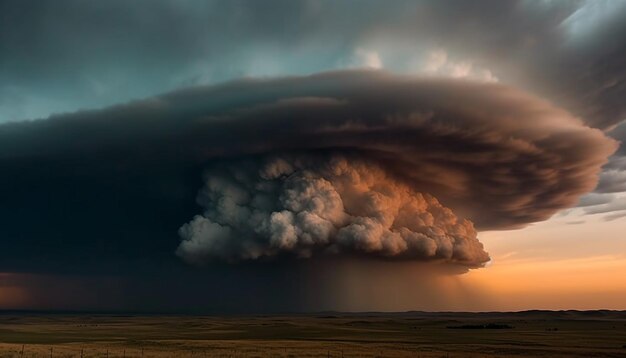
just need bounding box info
[1,311,625,357]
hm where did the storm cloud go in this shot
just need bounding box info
[2,1,626,131]
[0,70,617,268]
[177,155,488,266]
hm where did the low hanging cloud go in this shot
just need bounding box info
[584,197,626,215]
[596,170,626,193]
[177,155,488,266]
[0,70,617,268]
[578,122,626,218]
[577,193,616,208]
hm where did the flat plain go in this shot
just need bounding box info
[1,311,625,357]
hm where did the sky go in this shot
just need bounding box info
[1,0,626,312]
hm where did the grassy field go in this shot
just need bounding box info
[1,311,626,357]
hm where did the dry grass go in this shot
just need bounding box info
[1,311,626,357]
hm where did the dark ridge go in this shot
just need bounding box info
[447,323,513,329]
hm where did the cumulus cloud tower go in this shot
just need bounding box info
[177,155,490,266]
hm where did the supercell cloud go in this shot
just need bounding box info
[0,70,617,268]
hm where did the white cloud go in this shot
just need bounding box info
[352,48,383,69]
[420,49,498,83]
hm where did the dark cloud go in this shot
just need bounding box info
[0,263,331,313]
[609,122,626,155]
[414,1,626,130]
[0,259,477,312]
[584,122,626,215]
[0,70,616,270]
[529,2,626,130]
[603,150,626,173]
[603,211,626,222]
[584,197,626,215]
[577,193,616,207]
[1,0,625,131]
[601,123,626,174]
[595,170,626,193]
